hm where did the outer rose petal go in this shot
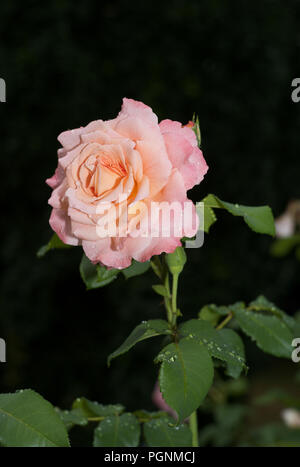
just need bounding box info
[82,238,133,269]
[159,119,208,190]
[48,179,68,209]
[46,165,65,189]
[118,97,158,125]
[49,209,79,246]
[133,237,181,263]
[58,127,83,150]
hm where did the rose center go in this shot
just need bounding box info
[80,154,127,198]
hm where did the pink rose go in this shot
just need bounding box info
[46,98,208,269]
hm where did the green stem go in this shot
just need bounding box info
[189,411,199,447]
[151,256,172,324]
[164,272,173,324]
[216,312,233,330]
[87,416,105,422]
[171,273,179,327]
[152,255,180,330]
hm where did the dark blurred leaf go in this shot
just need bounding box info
[198,304,226,325]
[37,233,72,258]
[270,235,300,257]
[122,260,150,279]
[79,254,119,290]
[247,423,300,447]
[152,284,170,297]
[199,404,247,447]
[72,397,124,419]
[254,388,300,408]
[133,410,167,422]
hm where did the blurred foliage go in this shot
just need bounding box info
[198,368,300,447]
[0,0,300,440]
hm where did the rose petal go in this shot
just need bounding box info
[49,208,79,246]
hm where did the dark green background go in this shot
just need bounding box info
[0,0,299,421]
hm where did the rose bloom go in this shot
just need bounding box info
[47,98,208,269]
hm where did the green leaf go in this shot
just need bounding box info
[199,194,275,236]
[218,329,246,378]
[122,260,150,279]
[180,319,246,378]
[93,413,140,447]
[198,305,222,326]
[152,284,170,297]
[156,338,214,422]
[234,307,294,358]
[37,233,72,258]
[198,304,230,320]
[0,389,70,447]
[133,410,167,422]
[79,254,119,290]
[197,203,217,233]
[192,114,201,147]
[249,295,282,314]
[108,320,171,366]
[150,257,164,280]
[72,397,124,419]
[56,408,88,430]
[248,295,296,330]
[144,416,192,447]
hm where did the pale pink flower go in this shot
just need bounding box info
[47,99,208,269]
